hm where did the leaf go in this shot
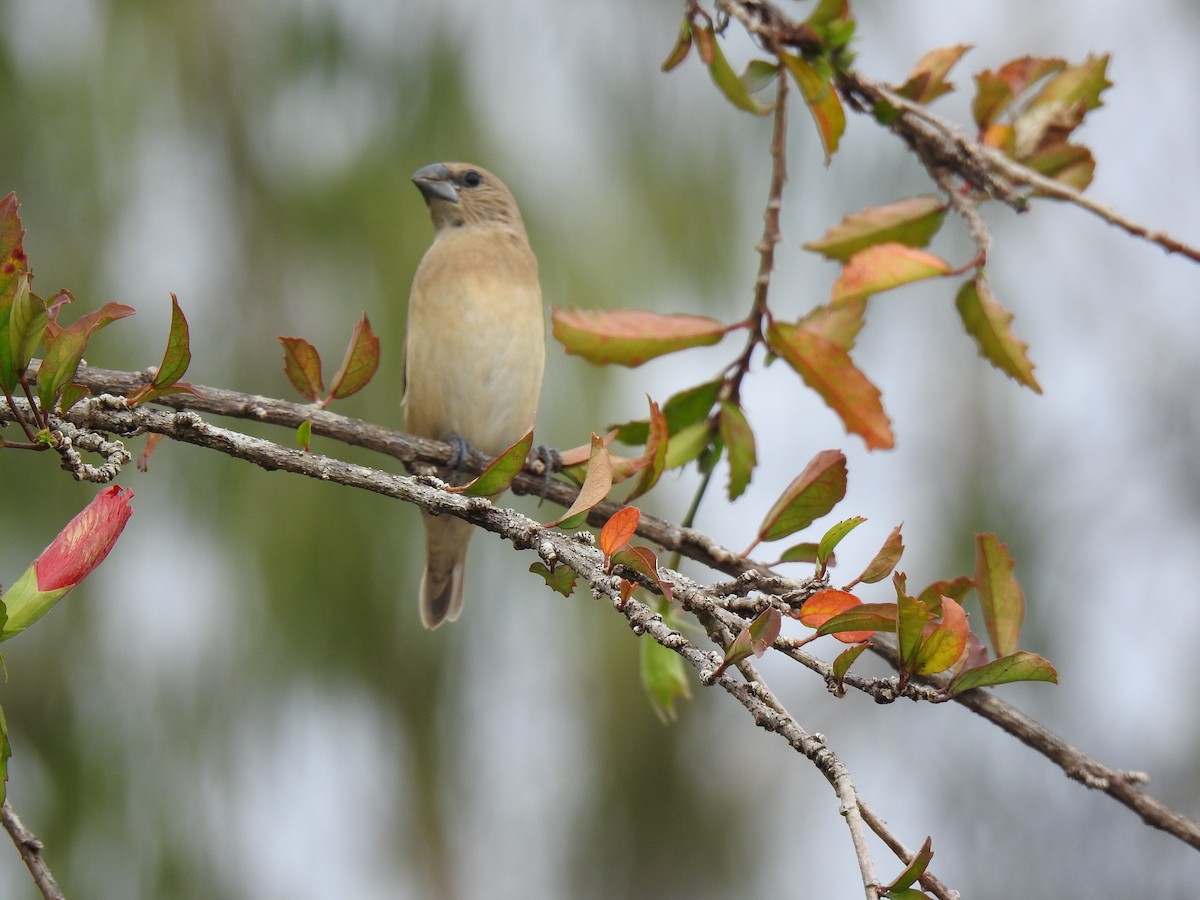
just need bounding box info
[795,298,866,352]
[625,398,669,502]
[832,243,952,304]
[897,44,972,103]
[450,427,534,497]
[751,449,847,548]
[279,336,324,401]
[661,17,693,72]
[0,193,31,391]
[816,516,865,572]
[702,25,772,115]
[896,579,933,678]
[600,506,641,562]
[832,642,870,687]
[1014,54,1111,158]
[848,523,904,587]
[804,197,948,262]
[663,420,713,471]
[915,576,975,613]
[946,650,1058,697]
[718,400,757,500]
[954,277,1041,392]
[7,279,46,384]
[127,294,195,406]
[641,609,692,722]
[529,561,578,597]
[766,321,894,450]
[914,597,969,676]
[779,542,821,565]
[780,51,845,163]
[885,837,934,893]
[798,589,881,643]
[815,602,898,641]
[975,533,1025,657]
[328,313,381,400]
[552,308,730,367]
[972,57,1067,130]
[716,607,781,677]
[296,419,313,452]
[545,434,613,527]
[1024,143,1095,191]
[612,379,720,445]
[611,545,673,603]
[741,60,780,96]
[37,302,136,411]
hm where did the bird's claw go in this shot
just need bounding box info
[528,444,563,505]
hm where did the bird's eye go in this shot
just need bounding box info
[462,170,483,188]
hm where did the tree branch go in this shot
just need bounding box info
[1,800,64,900]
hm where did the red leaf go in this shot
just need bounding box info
[600,506,641,562]
[279,336,324,401]
[328,313,381,400]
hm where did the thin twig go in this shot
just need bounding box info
[1,800,64,900]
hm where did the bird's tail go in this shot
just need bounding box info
[419,512,473,629]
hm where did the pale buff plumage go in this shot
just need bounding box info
[405,162,545,628]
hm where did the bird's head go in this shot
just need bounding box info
[412,162,525,235]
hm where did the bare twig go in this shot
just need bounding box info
[1,800,64,900]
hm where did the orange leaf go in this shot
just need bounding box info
[832,243,952,304]
[545,434,612,527]
[766,321,894,450]
[600,506,641,561]
[552,308,730,367]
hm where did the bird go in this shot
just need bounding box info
[404,161,546,629]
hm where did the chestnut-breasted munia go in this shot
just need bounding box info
[405,162,546,628]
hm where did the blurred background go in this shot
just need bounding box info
[1,0,1198,896]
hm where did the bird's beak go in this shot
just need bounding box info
[412,163,459,204]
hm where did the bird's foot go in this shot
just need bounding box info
[527,444,563,505]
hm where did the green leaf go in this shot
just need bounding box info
[718,400,756,501]
[915,576,974,612]
[552,307,730,367]
[753,449,847,546]
[7,279,46,383]
[946,650,1058,697]
[280,335,324,401]
[663,420,713,471]
[832,642,870,685]
[849,523,904,587]
[780,51,845,163]
[896,579,933,677]
[37,302,136,411]
[972,57,1066,130]
[703,25,772,115]
[611,379,721,446]
[955,276,1041,392]
[127,294,196,406]
[529,561,577,597]
[804,197,948,262]
[296,419,313,451]
[832,243,952,304]
[779,542,821,564]
[816,516,865,571]
[975,533,1025,657]
[328,313,381,400]
[884,836,934,893]
[766,321,894,450]
[0,192,31,392]
[641,606,692,722]
[814,602,897,639]
[452,427,535,497]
